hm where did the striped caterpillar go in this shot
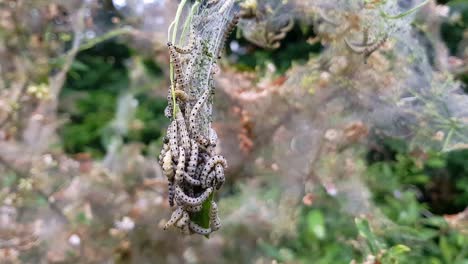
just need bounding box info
[175,185,213,206]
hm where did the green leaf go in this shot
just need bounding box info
[191,192,214,238]
[387,244,411,256]
[306,210,326,239]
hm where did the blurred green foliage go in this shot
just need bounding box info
[258,139,468,263]
[59,41,167,157]
[229,23,322,74]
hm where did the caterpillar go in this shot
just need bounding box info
[184,204,202,212]
[165,88,174,118]
[163,207,184,230]
[168,180,175,207]
[214,163,225,189]
[173,26,196,54]
[174,89,189,103]
[198,152,211,162]
[195,160,205,180]
[344,34,388,59]
[175,146,186,184]
[187,139,199,177]
[183,172,202,186]
[168,120,179,162]
[200,155,227,181]
[203,170,216,189]
[189,221,212,235]
[162,150,174,180]
[363,35,388,59]
[217,13,239,56]
[195,134,210,147]
[176,111,191,154]
[210,201,221,231]
[189,87,212,135]
[167,42,183,78]
[209,127,218,146]
[176,210,189,228]
[158,143,169,167]
[175,185,213,206]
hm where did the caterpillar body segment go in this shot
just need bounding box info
[201,155,227,180]
[168,180,175,207]
[175,146,186,184]
[158,143,169,167]
[187,139,199,177]
[162,150,174,180]
[189,87,213,135]
[214,163,225,189]
[176,111,191,154]
[176,210,190,229]
[185,204,202,212]
[175,185,213,206]
[168,121,179,162]
[189,221,212,235]
[173,26,197,54]
[184,172,202,186]
[210,201,221,231]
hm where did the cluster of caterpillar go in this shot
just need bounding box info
[159,11,238,234]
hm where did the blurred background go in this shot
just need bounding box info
[0,0,467,263]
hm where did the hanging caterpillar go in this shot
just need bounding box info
[165,89,174,118]
[175,185,213,206]
[162,150,174,180]
[214,163,225,189]
[189,87,212,135]
[168,120,179,162]
[158,143,169,167]
[175,146,186,184]
[176,211,190,234]
[217,13,239,57]
[176,111,191,154]
[187,139,199,177]
[168,180,175,207]
[168,42,187,90]
[163,207,184,230]
[210,201,221,231]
